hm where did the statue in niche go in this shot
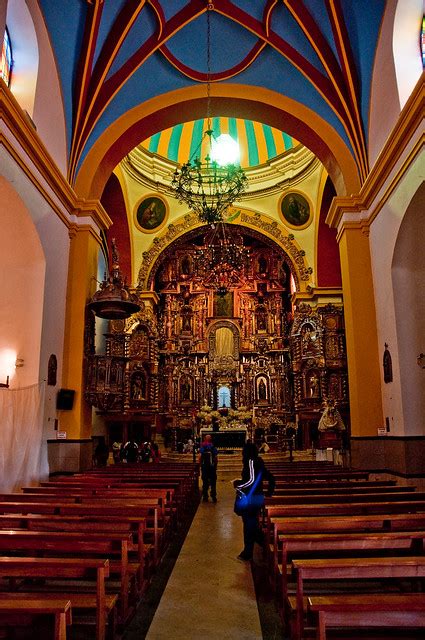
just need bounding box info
[131,373,146,400]
[181,305,192,332]
[308,372,320,398]
[258,378,267,401]
[180,376,191,402]
[301,323,319,355]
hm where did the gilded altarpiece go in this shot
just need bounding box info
[84,226,349,448]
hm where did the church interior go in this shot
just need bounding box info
[0,1,425,638]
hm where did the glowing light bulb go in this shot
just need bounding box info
[210,134,240,166]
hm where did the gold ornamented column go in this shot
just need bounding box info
[328,202,383,437]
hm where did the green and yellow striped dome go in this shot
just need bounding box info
[141,117,298,169]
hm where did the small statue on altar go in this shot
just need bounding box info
[318,398,345,432]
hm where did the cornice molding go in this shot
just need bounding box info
[122,141,319,198]
[327,75,424,233]
[0,79,112,233]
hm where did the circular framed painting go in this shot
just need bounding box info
[278,191,312,229]
[135,194,168,233]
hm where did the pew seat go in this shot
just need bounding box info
[308,594,425,640]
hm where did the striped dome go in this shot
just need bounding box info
[141,118,299,169]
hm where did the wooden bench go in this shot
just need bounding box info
[266,490,425,506]
[0,530,134,623]
[0,557,113,640]
[264,499,425,518]
[275,531,425,607]
[0,500,162,565]
[290,556,425,640]
[0,596,72,640]
[0,513,149,588]
[272,484,414,497]
[308,593,425,639]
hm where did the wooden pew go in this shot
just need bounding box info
[272,484,414,497]
[0,597,72,640]
[264,499,425,518]
[307,594,425,640]
[0,514,148,589]
[0,530,134,623]
[0,557,113,640]
[266,490,425,506]
[290,556,425,640]
[0,501,161,566]
[276,531,425,607]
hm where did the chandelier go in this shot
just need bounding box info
[194,223,250,294]
[171,3,247,225]
[87,239,141,320]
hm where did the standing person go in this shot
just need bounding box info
[122,438,139,463]
[198,434,218,502]
[151,442,161,463]
[234,441,275,561]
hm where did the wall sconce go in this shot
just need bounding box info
[0,376,10,388]
[417,353,425,369]
[15,358,24,368]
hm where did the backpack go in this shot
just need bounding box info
[201,446,216,469]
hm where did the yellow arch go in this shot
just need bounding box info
[74,84,361,201]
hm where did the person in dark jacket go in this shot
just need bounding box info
[235,441,275,560]
[199,434,218,502]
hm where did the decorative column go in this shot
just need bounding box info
[328,210,383,437]
[60,224,102,439]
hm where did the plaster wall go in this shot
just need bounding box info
[0,146,70,439]
[369,147,425,437]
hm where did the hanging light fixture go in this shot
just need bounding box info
[194,223,250,294]
[87,239,141,320]
[171,3,247,225]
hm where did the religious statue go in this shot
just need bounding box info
[258,378,267,401]
[131,374,146,400]
[180,376,191,402]
[308,372,319,397]
[318,398,345,432]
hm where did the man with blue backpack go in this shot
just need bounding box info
[199,434,218,502]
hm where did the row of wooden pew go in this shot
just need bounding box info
[259,460,425,639]
[0,461,200,639]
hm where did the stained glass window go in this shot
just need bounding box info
[422,16,425,68]
[0,28,12,86]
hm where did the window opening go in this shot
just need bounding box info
[0,27,12,86]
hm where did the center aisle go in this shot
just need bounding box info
[144,469,263,640]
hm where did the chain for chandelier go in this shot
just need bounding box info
[171,2,247,225]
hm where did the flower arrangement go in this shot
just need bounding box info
[197,405,252,429]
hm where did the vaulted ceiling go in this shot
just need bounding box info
[38,0,386,194]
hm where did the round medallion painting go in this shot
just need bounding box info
[136,195,168,232]
[279,192,311,228]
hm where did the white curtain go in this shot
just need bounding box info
[0,382,48,492]
[215,327,233,356]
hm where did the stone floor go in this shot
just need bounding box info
[124,468,283,639]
